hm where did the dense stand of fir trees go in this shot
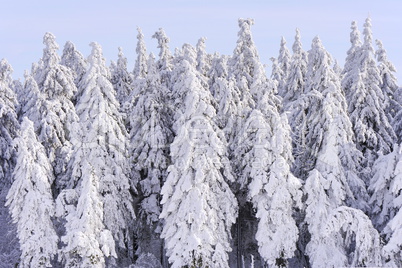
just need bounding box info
[0,17,401,267]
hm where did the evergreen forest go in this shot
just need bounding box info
[0,18,401,267]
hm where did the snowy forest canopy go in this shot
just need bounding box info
[0,17,401,268]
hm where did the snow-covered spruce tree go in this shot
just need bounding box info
[303,37,379,266]
[57,160,116,267]
[341,21,362,99]
[133,27,148,80]
[269,57,282,93]
[34,32,79,192]
[19,69,76,182]
[283,28,308,110]
[196,37,211,78]
[0,59,19,191]
[19,72,44,132]
[61,41,87,96]
[375,39,402,139]
[370,145,402,228]
[274,37,291,98]
[208,54,240,141]
[382,167,402,266]
[306,204,382,267]
[285,34,310,178]
[228,18,283,266]
[6,117,58,268]
[332,59,342,77]
[0,59,20,267]
[228,18,281,152]
[234,94,302,266]
[300,37,367,204]
[229,18,261,110]
[111,47,133,106]
[160,46,237,268]
[60,42,135,266]
[151,28,175,135]
[124,28,149,131]
[283,30,309,178]
[12,79,24,115]
[369,145,402,266]
[130,53,171,263]
[304,120,381,267]
[195,37,212,101]
[347,18,396,170]
[152,28,173,88]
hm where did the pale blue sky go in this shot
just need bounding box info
[1,0,401,83]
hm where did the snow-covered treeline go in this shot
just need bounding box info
[0,17,401,268]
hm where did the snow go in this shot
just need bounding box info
[1,16,402,267]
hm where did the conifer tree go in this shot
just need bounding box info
[269,57,282,94]
[152,28,174,134]
[58,160,116,267]
[34,33,79,191]
[61,42,135,265]
[195,37,211,99]
[275,37,291,98]
[19,72,43,131]
[11,79,24,115]
[229,18,259,109]
[208,54,240,141]
[341,21,362,98]
[283,30,309,178]
[332,59,342,77]
[228,18,281,148]
[124,28,149,131]
[375,39,402,140]
[196,37,211,77]
[0,59,20,267]
[133,27,148,80]
[6,118,58,268]
[303,37,379,266]
[347,18,396,170]
[234,97,302,266]
[369,145,402,267]
[130,53,171,261]
[0,59,19,190]
[61,41,87,94]
[229,18,282,266]
[111,47,133,105]
[283,28,308,110]
[308,37,367,201]
[306,205,382,267]
[152,28,173,87]
[160,47,237,268]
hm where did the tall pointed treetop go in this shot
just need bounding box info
[42,32,60,68]
[6,117,58,268]
[88,42,109,78]
[282,28,308,109]
[375,39,401,129]
[0,59,17,110]
[275,36,291,98]
[292,28,303,55]
[196,37,210,76]
[37,32,78,102]
[278,36,291,74]
[230,18,260,87]
[111,47,133,105]
[61,41,87,88]
[342,21,363,96]
[134,27,148,79]
[152,28,172,71]
[363,17,374,53]
[350,21,362,48]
